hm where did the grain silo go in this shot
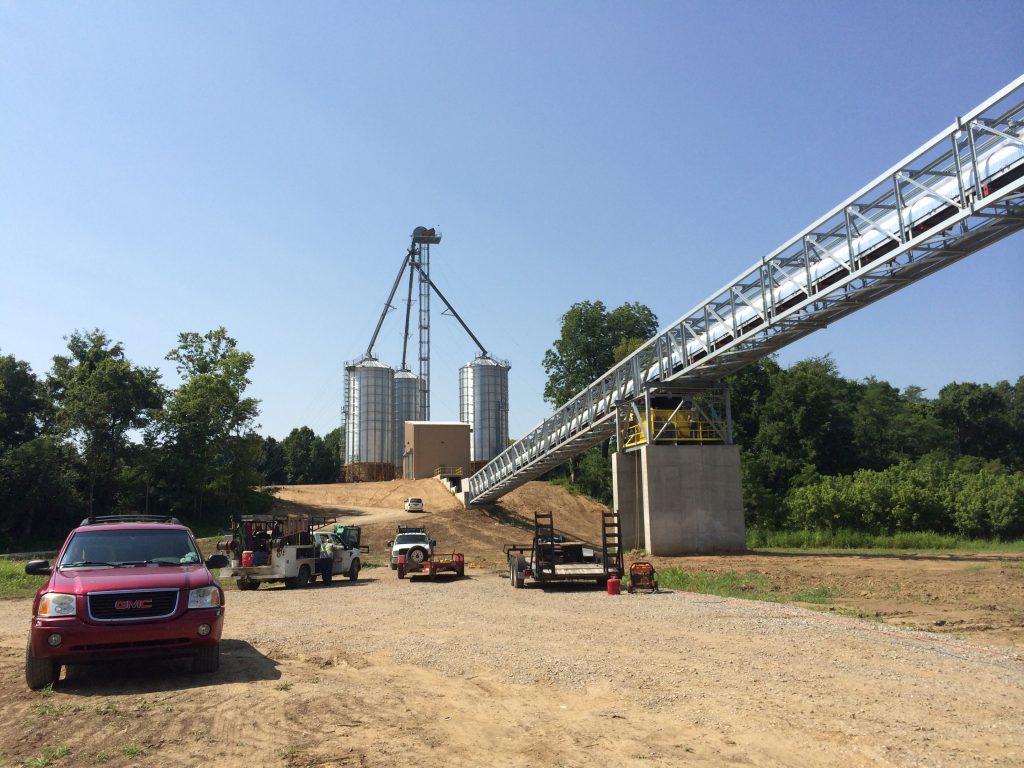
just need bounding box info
[343,356,395,481]
[459,354,510,466]
[393,368,423,467]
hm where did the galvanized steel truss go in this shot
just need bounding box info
[465,75,1024,507]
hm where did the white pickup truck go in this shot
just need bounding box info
[312,529,363,581]
[387,526,434,571]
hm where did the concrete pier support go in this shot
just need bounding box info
[613,444,745,555]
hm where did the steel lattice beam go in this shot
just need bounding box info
[466,75,1024,507]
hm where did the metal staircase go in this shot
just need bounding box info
[465,74,1024,507]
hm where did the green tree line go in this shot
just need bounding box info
[0,329,343,550]
[542,301,1024,539]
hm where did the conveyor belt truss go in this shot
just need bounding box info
[465,75,1024,507]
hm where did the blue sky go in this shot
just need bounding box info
[2,1,1022,441]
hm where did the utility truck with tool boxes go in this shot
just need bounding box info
[218,513,364,590]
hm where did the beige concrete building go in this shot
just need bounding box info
[402,421,471,480]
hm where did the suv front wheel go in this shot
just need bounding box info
[25,637,60,690]
[193,643,220,674]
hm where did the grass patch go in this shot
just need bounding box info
[34,702,80,718]
[22,744,70,768]
[0,559,48,599]
[791,586,834,604]
[276,744,301,760]
[657,568,779,601]
[746,528,1024,552]
[658,568,840,606]
[122,744,145,758]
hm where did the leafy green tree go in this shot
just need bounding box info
[890,385,953,460]
[281,426,335,484]
[0,353,82,545]
[161,328,260,520]
[0,436,80,546]
[542,300,658,408]
[0,352,43,446]
[725,357,781,447]
[323,427,344,481]
[852,377,904,470]
[259,436,287,484]
[742,356,857,526]
[935,381,1013,462]
[48,330,163,515]
[1007,377,1024,468]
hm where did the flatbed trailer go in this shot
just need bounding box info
[504,511,622,589]
[397,551,465,579]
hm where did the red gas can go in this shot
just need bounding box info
[241,550,254,568]
[607,577,621,595]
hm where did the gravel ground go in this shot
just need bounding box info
[223,566,1024,766]
[2,564,1023,767]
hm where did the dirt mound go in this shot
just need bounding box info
[269,478,463,515]
[267,479,610,568]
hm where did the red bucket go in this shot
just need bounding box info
[607,577,621,595]
[241,550,254,568]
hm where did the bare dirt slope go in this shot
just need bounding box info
[268,479,609,566]
[2,479,1022,767]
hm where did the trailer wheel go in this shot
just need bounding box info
[407,547,427,565]
[349,558,360,581]
[509,560,525,589]
[237,578,259,591]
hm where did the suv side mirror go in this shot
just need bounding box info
[430,540,437,547]
[25,560,52,576]
[205,554,229,570]
[386,540,393,548]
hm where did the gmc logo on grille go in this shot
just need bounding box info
[114,599,153,610]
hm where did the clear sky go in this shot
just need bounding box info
[2,1,1022,441]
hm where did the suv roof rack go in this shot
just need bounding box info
[397,525,426,534]
[80,514,182,526]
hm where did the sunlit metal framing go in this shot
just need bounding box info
[465,75,1024,507]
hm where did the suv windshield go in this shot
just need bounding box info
[59,529,201,567]
[394,533,428,545]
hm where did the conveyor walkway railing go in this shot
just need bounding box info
[465,75,1024,507]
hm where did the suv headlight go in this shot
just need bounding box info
[188,586,222,609]
[38,593,77,617]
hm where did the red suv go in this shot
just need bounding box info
[24,515,229,689]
